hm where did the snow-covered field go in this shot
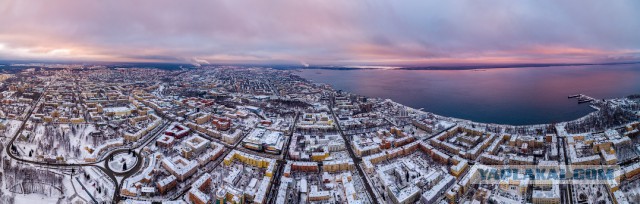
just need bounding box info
[1,119,23,138]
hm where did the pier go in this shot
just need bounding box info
[568,94,596,104]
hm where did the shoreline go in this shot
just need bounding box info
[295,72,610,129]
[387,99,600,128]
[296,75,600,127]
[293,65,640,126]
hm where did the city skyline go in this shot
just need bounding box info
[1,0,639,66]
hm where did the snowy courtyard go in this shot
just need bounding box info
[108,152,138,173]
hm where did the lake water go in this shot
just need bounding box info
[296,64,640,125]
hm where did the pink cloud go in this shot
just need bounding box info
[0,0,638,66]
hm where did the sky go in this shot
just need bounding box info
[1,0,639,67]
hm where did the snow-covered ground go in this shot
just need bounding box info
[1,119,23,138]
[108,152,138,173]
[12,123,99,164]
[76,166,115,203]
[13,194,60,204]
[0,159,80,204]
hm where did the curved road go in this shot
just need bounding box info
[4,90,170,203]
